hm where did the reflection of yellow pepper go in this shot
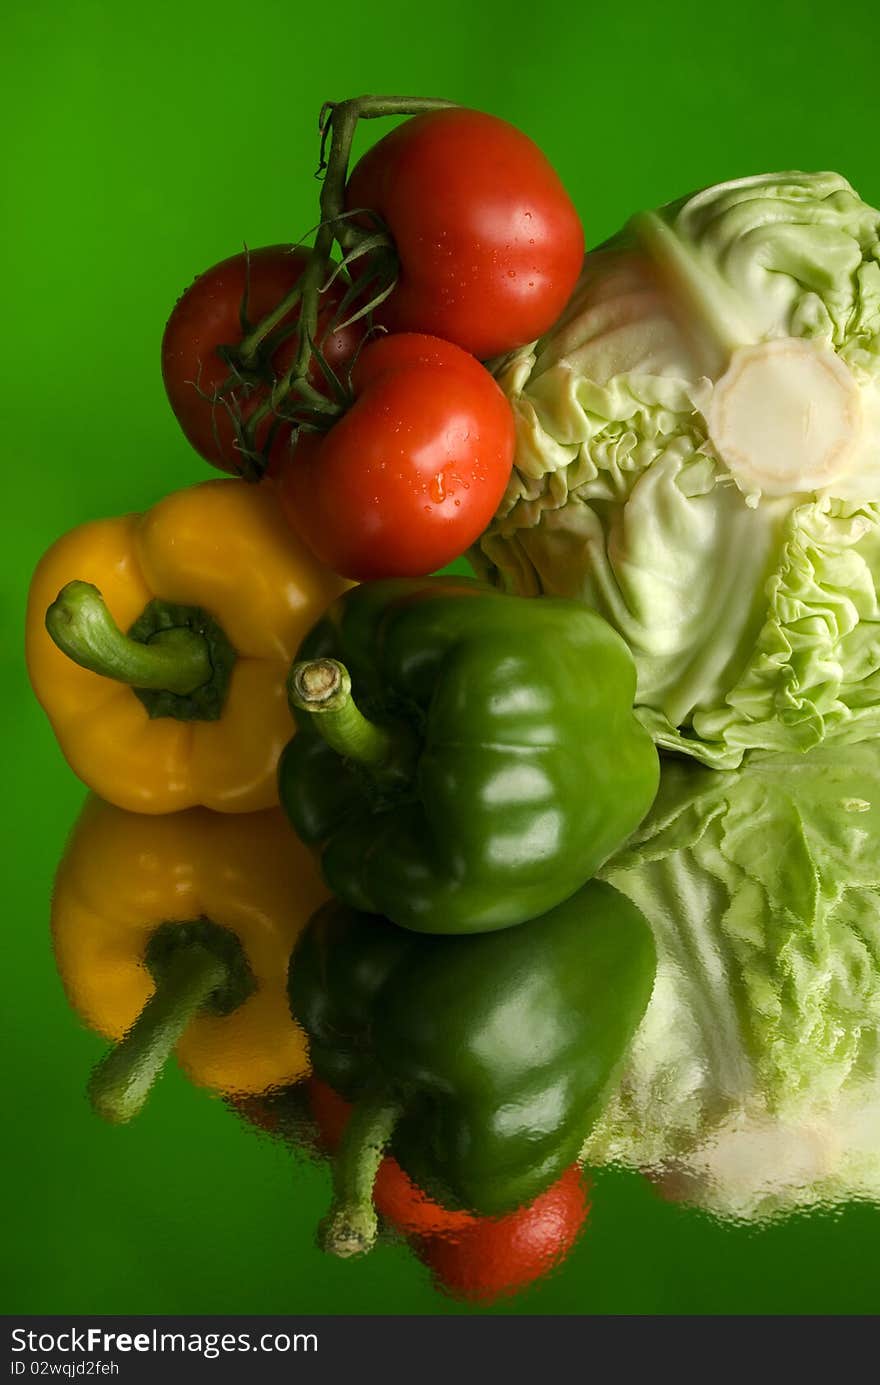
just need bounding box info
[52,796,329,1121]
[26,479,347,813]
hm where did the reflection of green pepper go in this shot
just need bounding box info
[288,882,656,1256]
[279,577,659,934]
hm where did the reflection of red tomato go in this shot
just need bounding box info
[414,1165,590,1303]
[305,1076,349,1153]
[275,333,516,580]
[375,1159,476,1238]
[161,246,362,475]
[231,1093,281,1136]
[345,108,584,360]
[306,1078,475,1236]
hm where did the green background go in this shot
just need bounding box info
[3,0,880,1315]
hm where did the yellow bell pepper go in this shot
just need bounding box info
[26,478,347,813]
[52,796,329,1120]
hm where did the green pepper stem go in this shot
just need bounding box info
[45,581,213,694]
[319,1089,402,1258]
[288,658,396,767]
[87,944,229,1124]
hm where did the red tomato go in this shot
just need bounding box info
[161,246,362,476]
[306,1078,475,1237]
[414,1165,590,1303]
[274,333,516,580]
[345,108,584,360]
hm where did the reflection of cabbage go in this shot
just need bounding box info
[585,743,880,1221]
[473,173,880,768]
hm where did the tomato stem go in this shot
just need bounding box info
[236,281,304,367]
[231,94,457,470]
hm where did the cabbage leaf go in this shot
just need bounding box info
[586,744,880,1220]
[474,173,880,767]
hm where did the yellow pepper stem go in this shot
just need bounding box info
[87,943,230,1124]
[318,1089,402,1258]
[46,581,212,694]
[288,658,396,767]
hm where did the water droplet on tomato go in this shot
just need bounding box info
[430,473,447,504]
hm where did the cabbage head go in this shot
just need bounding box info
[473,172,880,768]
[587,743,880,1221]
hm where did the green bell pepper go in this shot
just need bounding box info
[289,882,656,1256]
[279,577,659,934]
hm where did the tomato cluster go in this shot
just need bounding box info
[161,98,584,581]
